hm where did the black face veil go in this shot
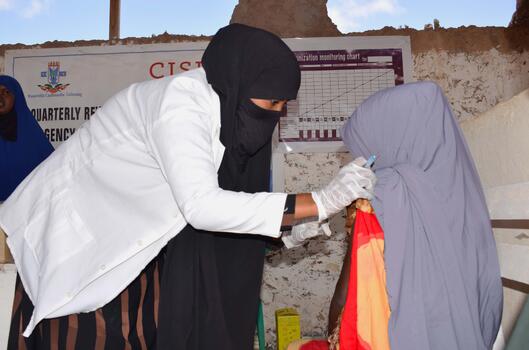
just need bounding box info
[157,24,301,350]
[202,23,301,191]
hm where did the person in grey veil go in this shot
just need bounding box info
[341,81,502,349]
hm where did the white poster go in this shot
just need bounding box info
[277,36,413,153]
[5,43,208,147]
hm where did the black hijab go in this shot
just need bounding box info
[203,22,300,191]
[157,24,301,350]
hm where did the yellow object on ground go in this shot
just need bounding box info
[276,308,301,350]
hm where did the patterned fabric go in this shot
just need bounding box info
[8,252,163,350]
[339,210,390,350]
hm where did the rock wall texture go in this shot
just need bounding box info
[231,0,339,37]
[510,0,529,27]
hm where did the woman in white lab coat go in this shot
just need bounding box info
[2,24,375,349]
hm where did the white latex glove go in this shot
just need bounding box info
[282,220,332,249]
[312,157,376,221]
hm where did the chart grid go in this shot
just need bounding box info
[279,49,404,143]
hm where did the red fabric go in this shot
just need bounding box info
[339,210,389,350]
[340,212,361,350]
[299,340,330,350]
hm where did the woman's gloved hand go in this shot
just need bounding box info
[282,220,332,249]
[312,157,376,221]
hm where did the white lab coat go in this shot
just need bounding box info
[0,68,287,336]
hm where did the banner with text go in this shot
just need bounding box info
[5,42,208,147]
[5,36,412,150]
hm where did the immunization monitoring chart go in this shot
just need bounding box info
[276,38,412,154]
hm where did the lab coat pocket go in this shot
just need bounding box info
[24,189,94,270]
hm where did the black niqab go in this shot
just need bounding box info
[157,24,301,350]
[203,22,300,189]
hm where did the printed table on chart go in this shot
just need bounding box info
[279,49,405,144]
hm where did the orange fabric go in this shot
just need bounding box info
[339,210,390,350]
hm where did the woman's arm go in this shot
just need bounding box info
[149,79,374,239]
[149,79,287,237]
[279,193,319,230]
[294,193,319,220]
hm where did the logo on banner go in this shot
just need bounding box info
[38,61,70,94]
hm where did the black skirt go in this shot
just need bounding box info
[157,225,266,350]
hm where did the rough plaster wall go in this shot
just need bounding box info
[262,152,352,341]
[414,49,529,121]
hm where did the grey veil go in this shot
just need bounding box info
[342,81,502,350]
